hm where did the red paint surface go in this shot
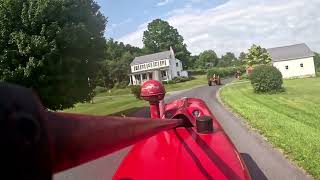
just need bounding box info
[140,80,166,119]
[114,98,250,180]
[149,102,160,119]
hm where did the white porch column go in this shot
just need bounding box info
[166,70,170,80]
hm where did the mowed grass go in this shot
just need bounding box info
[96,75,207,97]
[64,75,207,115]
[64,96,147,115]
[220,77,320,179]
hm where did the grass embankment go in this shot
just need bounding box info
[64,75,207,115]
[220,77,320,179]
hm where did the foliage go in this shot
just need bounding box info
[187,69,207,76]
[314,52,320,71]
[96,39,142,89]
[188,55,199,69]
[240,73,249,80]
[207,66,246,78]
[172,76,192,83]
[249,65,283,93]
[221,77,320,179]
[217,52,238,67]
[142,19,191,68]
[130,85,141,99]
[196,50,218,68]
[244,44,271,66]
[238,52,246,62]
[94,86,108,94]
[0,0,106,110]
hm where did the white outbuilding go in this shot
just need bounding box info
[268,43,316,79]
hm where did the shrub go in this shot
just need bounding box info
[173,76,190,83]
[167,80,176,84]
[240,74,249,80]
[187,69,207,76]
[207,66,246,78]
[114,81,129,89]
[249,65,284,93]
[94,86,108,94]
[130,85,141,99]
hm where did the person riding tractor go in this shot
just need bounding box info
[208,74,221,86]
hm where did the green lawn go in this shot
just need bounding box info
[97,75,207,97]
[64,95,147,115]
[64,75,207,115]
[220,77,320,179]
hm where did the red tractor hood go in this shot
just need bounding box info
[114,98,250,180]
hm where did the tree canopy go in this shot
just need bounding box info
[0,0,106,110]
[244,44,271,66]
[196,50,218,68]
[218,52,237,67]
[95,39,142,89]
[142,19,190,68]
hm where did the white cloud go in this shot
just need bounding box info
[118,0,320,56]
[157,0,171,6]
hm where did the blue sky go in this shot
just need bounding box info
[96,0,320,55]
[96,0,226,39]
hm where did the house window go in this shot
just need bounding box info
[176,62,179,67]
[177,71,180,76]
[142,73,147,80]
[300,63,303,67]
[161,70,167,77]
[285,65,289,70]
[160,61,164,66]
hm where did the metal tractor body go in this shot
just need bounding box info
[0,80,250,180]
[114,80,250,180]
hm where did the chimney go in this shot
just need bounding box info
[169,46,175,59]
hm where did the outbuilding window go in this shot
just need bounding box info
[176,62,179,67]
[300,63,304,67]
[285,65,289,70]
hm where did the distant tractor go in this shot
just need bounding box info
[208,74,221,86]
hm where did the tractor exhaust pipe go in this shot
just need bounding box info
[47,113,183,173]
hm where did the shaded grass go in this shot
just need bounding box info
[220,77,320,179]
[64,96,147,115]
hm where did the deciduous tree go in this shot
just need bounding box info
[244,44,271,66]
[196,50,218,68]
[142,19,190,68]
[0,0,106,110]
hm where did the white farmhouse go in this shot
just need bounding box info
[129,47,188,85]
[268,43,316,79]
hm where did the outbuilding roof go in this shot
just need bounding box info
[130,50,172,65]
[267,43,314,62]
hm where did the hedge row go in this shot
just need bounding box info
[207,66,246,78]
[187,69,208,76]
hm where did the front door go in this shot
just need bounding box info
[149,72,153,80]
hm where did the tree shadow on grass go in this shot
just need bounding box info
[240,153,268,180]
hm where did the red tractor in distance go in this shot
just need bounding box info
[208,74,222,86]
[0,80,250,180]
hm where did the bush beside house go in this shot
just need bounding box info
[249,65,284,93]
